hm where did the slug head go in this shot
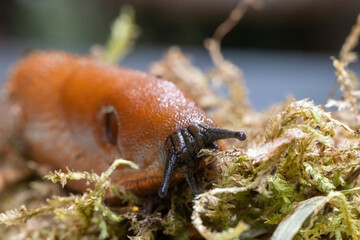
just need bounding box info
[158,123,246,198]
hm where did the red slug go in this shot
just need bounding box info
[3,51,246,198]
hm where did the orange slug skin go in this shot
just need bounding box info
[4,51,215,195]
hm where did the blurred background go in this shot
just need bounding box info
[0,0,360,110]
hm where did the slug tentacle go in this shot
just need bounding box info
[181,168,199,196]
[158,154,178,198]
[198,123,246,143]
[159,123,246,198]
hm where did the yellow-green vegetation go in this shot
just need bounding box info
[0,160,140,239]
[2,4,360,240]
[92,5,139,64]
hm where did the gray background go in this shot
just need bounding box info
[0,40,357,111]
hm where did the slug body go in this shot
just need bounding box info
[4,51,246,197]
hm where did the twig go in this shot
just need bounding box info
[205,0,261,67]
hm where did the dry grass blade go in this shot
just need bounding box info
[271,196,327,240]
